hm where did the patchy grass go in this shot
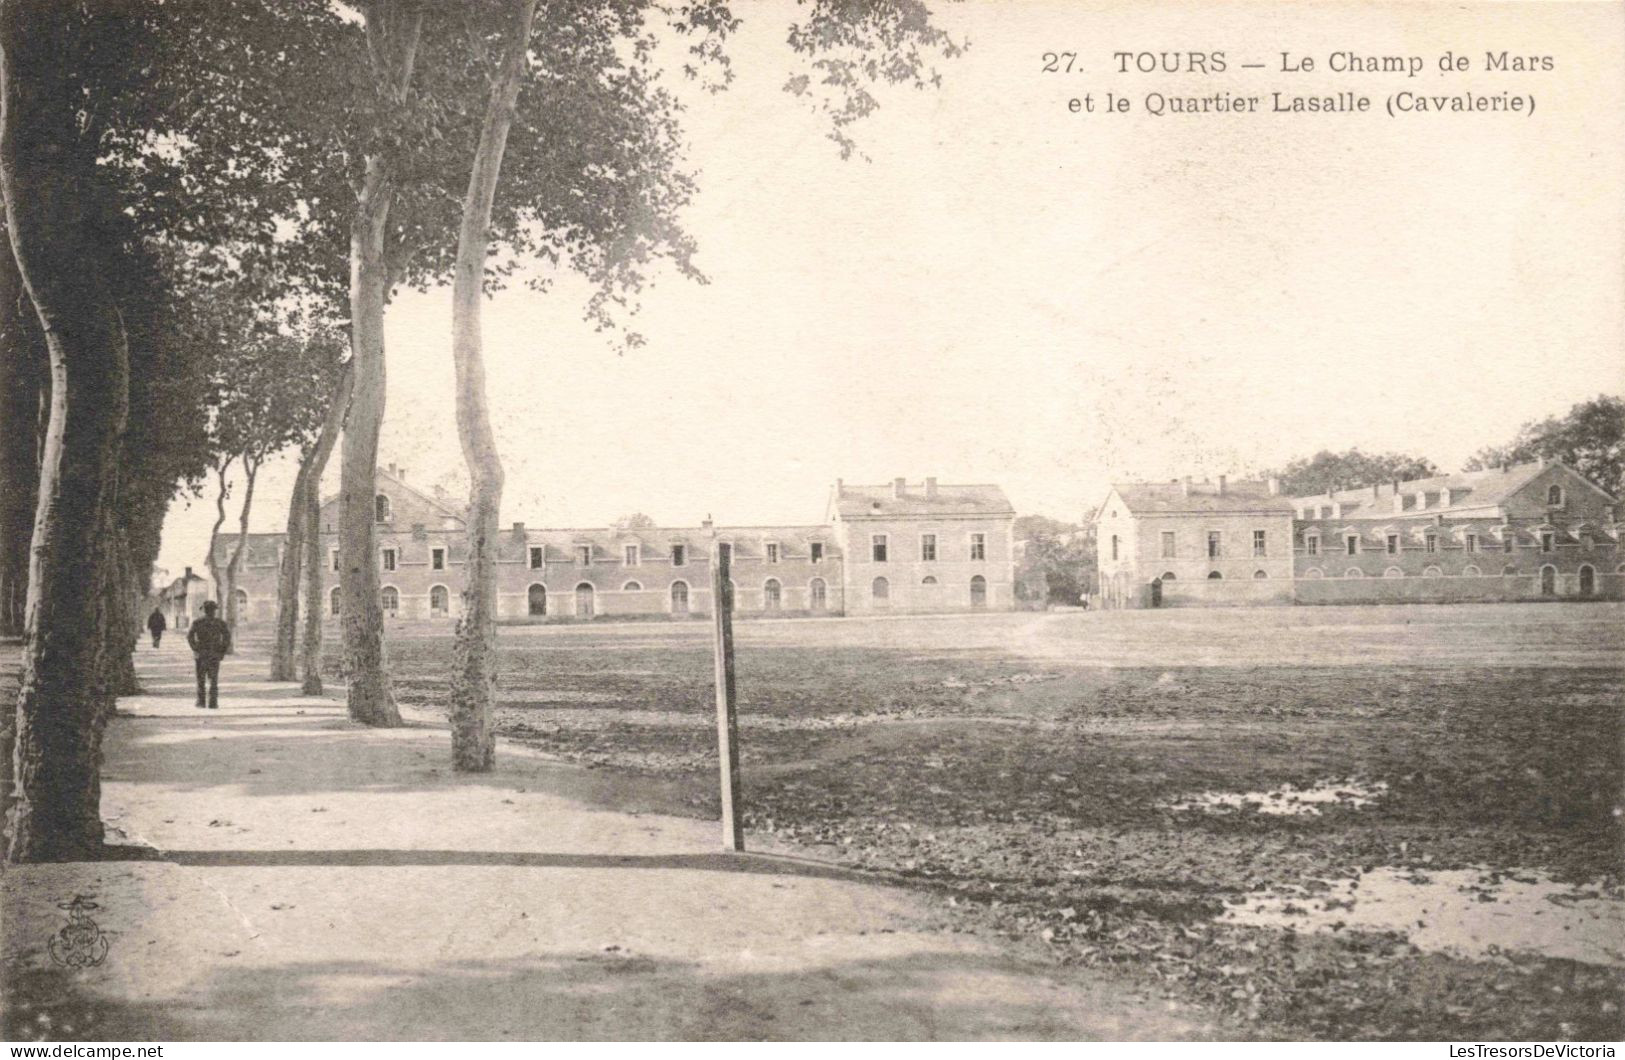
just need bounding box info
[367,604,1625,1040]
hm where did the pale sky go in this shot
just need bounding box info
[157,1,1625,579]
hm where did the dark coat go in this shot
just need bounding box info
[187,615,232,658]
[147,610,167,633]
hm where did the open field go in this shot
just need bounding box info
[317,603,1625,1040]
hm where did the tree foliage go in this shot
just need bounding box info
[1013,515,1095,605]
[1464,395,1625,499]
[1269,449,1440,498]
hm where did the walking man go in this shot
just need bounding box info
[146,606,167,648]
[187,600,231,709]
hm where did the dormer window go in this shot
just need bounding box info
[765,542,780,564]
[624,544,640,567]
[810,542,824,564]
[576,545,592,566]
[671,544,686,567]
[1547,484,1565,507]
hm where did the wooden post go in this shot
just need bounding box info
[711,540,744,852]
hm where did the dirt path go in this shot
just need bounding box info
[2,641,1229,1041]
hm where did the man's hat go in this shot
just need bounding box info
[202,601,218,614]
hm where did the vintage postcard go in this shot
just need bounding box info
[0,0,1621,1049]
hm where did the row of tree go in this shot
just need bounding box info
[1267,396,1624,500]
[1,0,958,862]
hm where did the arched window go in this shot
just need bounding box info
[429,584,449,615]
[970,574,987,608]
[375,494,391,522]
[1579,565,1596,596]
[1252,570,1268,579]
[920,575,938,585]
[763,579,782,610]
[380,586,399,615]
[670,580,690,613]
[1344,568,1364,579]
[1422,565,1443,578]
[1462,565,1482,577]
[1540,565,1557,596]
[1207,571,1222,580]
[1160,571,1177,581]
[330,586,341,615]
[808,578,826,611]
[233,588,249,621]
[871,576,890,605]
[528,583,547,616]
[1383,567,1404,578]
[1502,564,1519,577]
[575,583,596,617]
[622,580,643,592]
[1547,484,1564,507]
[1302,568,1323,579]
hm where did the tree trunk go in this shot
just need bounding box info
[448,0,539,772]
[1,0,131,861]
[300,362,350,696]
[270,448,313,681]
[0,227,44,637]
[222,457,258,651]
[101,519,140,699]
[340,158,402,726]
[204,459,231,612]
[339,2,421,727]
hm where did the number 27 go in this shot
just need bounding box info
[1042,52,1078,73]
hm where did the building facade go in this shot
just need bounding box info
[1097,460,1623,608]
[1095,476,1296,609]
[212,469,1014,624]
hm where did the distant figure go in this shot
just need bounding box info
[146,607,167,648]
[187,601,232,710]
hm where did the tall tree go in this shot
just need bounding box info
[1269,449,1440,498]
[0,230,45,637]
[271,344,349,682]
[1,0,132,859]
[436,0,960,769]
[1464,395,1625,499]
[298,364,354,695]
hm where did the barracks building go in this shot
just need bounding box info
[211,468,1017,623]
[1096,459,1622,608]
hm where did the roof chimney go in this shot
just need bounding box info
[184,566,193,580]
[925,477,938,498]
[1181,476,1191,498]
[893,477,906,499]
[1217,474,1227,495]
[1267,476,1280,496]
[385,462,396,477]
[701,515,713,530]
[835,478,844,496]
[512,521,525,534]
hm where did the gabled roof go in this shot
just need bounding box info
[1291,460,1610,519]
[1106,480,1295,516]
[832,481,1013,519]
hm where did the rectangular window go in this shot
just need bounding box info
[431,547,445,570]
[1207,531,1221,560]
[331,548,340,572]
[766,543,779,564]
[810,542,823,564]
[381,548,397,572]
[1160,531,1176,559]
[1306,535,1319,556]
[576,545,591,566]
[1386,535,1399,555]
[920,534,936,562]
[1504,535,1515,554]
[1346,535,1359,556]
[528,547,543,569]
[625,544,640,567]
[1541,532,1554,554]
[872,534,888,563]
[1466,534,1478,554]
[1253,530,1267,557]
[1110,534,1120,561]
[970,533,986,561]
[671,544,686,567]
[1425,535,1437,554]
